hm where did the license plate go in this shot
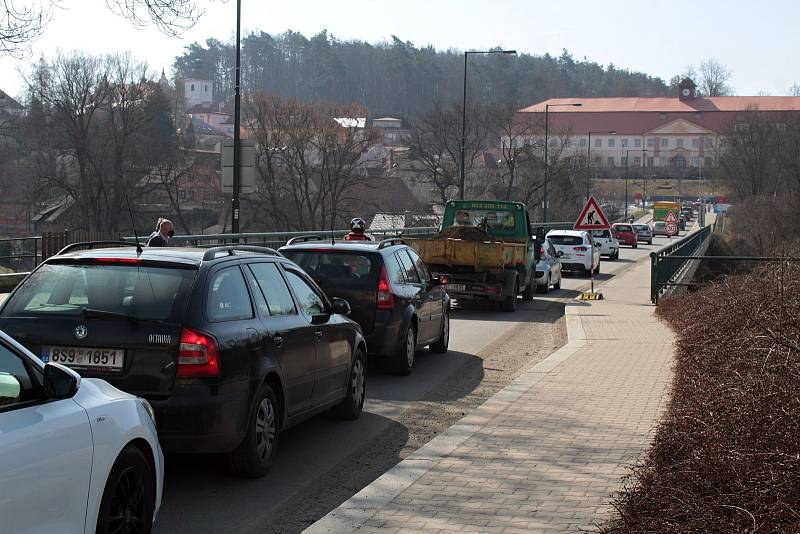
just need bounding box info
[45,346,125,371]
[444,283,466,292]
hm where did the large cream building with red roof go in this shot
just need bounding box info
[514,79,800,172]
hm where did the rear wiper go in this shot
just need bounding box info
[81,308,165,324]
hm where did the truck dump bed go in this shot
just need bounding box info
[405,237,526,271]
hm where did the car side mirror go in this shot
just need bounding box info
[43,362,81,400]
[331,297,351,316]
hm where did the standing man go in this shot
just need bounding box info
[147,218,174,247]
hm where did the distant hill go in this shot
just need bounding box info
[173,31,671,117]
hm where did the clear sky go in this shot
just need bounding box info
[1,0,798,100]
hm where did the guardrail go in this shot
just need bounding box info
[650,224,714,304]
[122,227,440,249]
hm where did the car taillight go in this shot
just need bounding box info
[574,246,588,252]
[177,327,220,377]
[376,267,394,310]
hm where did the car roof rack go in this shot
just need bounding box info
[202,245,281,261]
[285,235,324,245]
[56,241,136,256]
[377,238,406,249]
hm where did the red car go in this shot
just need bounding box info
[612,223,638,248]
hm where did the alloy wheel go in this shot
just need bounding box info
[108,467,147,534]
[351,358,365,409]
[406,328,415,368]
[255,397,277,462]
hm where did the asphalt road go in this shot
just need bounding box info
[152,217,694,534]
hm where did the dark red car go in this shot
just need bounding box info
[611,223,638,248]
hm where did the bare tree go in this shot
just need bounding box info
[1,0,203,57]
[699,58,733,96]
[790,83,800,97]
[245,94,378,231]
[407,103,495,204]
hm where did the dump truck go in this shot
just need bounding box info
[405,200,537,312]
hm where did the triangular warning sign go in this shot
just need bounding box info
[574,196,611,230]
[664,210,679,223]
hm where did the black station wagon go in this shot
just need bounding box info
[0,243,366,477]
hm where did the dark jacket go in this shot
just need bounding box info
[146,232,169,247]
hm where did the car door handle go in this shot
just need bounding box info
[272,334,284,348]
[314,329,324,340]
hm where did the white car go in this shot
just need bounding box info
[0,330,163,534]
[589,229,620,260]
[534,238,563,293]
[546,229,601,276]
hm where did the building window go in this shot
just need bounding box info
[692,138,700,148]
[608,157,615,167]
[634,138,641,148]
[691,157,700,167]
[735,123,749,132]
[676,138,684,148]
[659,157,667,166]
[647,157,654,167]
[579,137,587,147]
[634,157,641,166]
[190,83,195,91]
[647,138,654,148]
[660,138,668,148]
[659,113,667,119]
[608,138,615,148]
[694,112,703,118]
[706,137,715,148]
[674,155,687,168]
[621,157,627,166]
[621,138,628,148]
[595,138,602,147]
[204,85,208,92]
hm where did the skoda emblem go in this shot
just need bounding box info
[74,324,88,340]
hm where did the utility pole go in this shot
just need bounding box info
[231,0,242,237]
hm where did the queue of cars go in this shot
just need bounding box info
[0,213,679,532]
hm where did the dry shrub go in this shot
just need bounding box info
[603,262,800,533]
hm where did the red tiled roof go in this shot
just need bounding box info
[515,96,800,136]
[521,96,800,113]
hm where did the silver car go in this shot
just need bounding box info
[534,238,563,293]
[633,223,653,244]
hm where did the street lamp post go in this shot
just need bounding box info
[625,149,632,219]
[460,49,516,199]
[586,130,616,201]
[543,102,581,222]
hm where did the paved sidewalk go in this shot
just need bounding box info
[306,258,674,534]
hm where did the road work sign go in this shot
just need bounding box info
[574,196,611,230]
[664,210,679,236]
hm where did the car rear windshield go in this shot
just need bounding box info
[590,230,612,238]
[1,262,196,321]
[282,251,379,288]
[548,235,584,246]
[614,225,633,232]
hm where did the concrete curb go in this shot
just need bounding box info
[304,286,591,533]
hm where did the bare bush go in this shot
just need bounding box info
[602,263,800,533]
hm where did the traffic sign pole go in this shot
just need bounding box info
[575,196,609,300]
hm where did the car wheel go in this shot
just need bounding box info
[227,384,279,478]
[501,282,518,312]
[394,324,417,375]
[521,282,535,301]
[95,445,155,534]
[332,350,366,419]
[538,275,550,294]
[429,308,450,353]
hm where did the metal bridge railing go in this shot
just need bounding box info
[122,227,439,250]
[650,223,715,304]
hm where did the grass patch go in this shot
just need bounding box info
[601,262,800,533]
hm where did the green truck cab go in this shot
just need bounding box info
[406,200,537,312]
